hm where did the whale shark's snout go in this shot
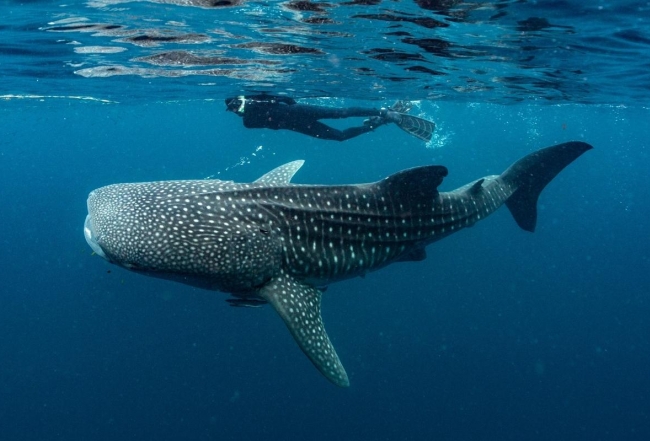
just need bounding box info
[84,187,127,265]
[84,185,140,267]
[84,213,107,259]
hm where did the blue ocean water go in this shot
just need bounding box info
[1,1,649,440]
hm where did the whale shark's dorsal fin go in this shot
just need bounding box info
[259,272,349,387]
[254,160,305,186]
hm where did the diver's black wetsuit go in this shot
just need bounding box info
[225,95,384,142]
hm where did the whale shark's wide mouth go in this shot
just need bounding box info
[84,214,107,259]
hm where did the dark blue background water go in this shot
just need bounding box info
[1,99,648,440]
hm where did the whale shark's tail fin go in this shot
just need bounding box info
[501,141,593,232]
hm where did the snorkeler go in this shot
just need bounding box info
[224,95,435,142]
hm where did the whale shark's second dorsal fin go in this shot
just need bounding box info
[254,160,305,186]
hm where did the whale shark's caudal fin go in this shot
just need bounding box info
[259,272,349,387]
[501,141,593,232]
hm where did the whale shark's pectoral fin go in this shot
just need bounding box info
[259,273,349,387]
[254,160,305,186]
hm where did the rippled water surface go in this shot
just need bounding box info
[3,0,650,104]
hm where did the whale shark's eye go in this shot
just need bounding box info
[259,228,270,235]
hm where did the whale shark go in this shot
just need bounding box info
[84,141,592,387]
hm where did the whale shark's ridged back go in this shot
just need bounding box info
[245,165,449,282]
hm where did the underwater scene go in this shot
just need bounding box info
[1,1,649,440]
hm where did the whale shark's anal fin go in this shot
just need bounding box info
[259,273,349,387]
[396,246,427,262]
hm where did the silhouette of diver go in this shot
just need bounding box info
[225,95,435,142]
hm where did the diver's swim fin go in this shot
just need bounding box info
[390,100,413,114]
[395,113,435,142]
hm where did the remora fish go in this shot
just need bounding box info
[84,141,592,387]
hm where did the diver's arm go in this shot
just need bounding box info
[246,94,296,105]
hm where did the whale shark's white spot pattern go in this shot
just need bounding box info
[85,142,592,387]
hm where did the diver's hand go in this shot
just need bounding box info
[363,116,386,129]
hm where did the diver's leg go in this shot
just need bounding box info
[290,121,374,141]
[289,104,382,120]
[336,125,377,141]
